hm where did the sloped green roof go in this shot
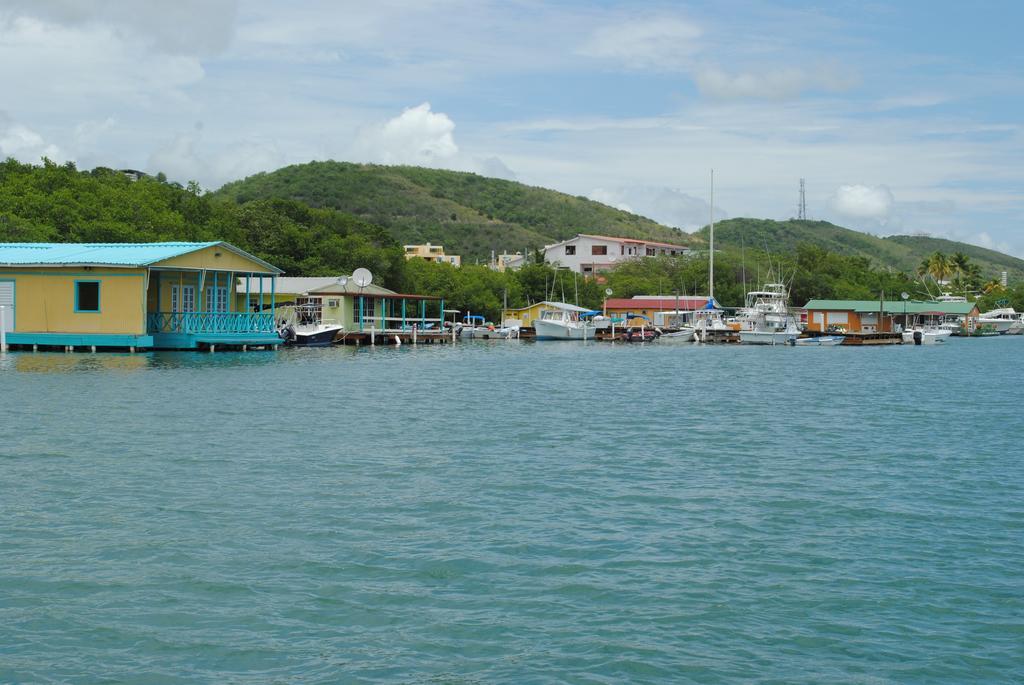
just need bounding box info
[803,299,977,315]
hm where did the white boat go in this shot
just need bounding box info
[458,314,519,339]
[978,308,1024,334]
[692,307,736,343]
[660,327,696,341]
[737,283,800,345]
[790,335,845,346]
[277,303,343,346]
[533,303,600,340]
[901,327,952,344]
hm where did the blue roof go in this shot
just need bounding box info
[0,242,281,273]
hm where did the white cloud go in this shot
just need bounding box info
[0,112,66,162]
[578,17,702,70]
[830,184,895,222]
[147,130,286,188]
[2,1,238,56]
[694,64,857,100]
[353,103,458,165]
[476,156,517,181]
[588,186,725,230]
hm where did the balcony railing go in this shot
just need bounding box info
[148,312,276,335]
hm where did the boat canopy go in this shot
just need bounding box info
[579,310,601,318]
[463,315,485,322]
[625,312,652,321]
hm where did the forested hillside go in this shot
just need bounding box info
[214,161,691,260]
[699,218,1024,280]
[0,158,407,284]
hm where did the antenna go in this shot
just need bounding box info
[352,268,373,288]
[798,178,807,220]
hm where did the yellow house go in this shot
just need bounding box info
[404,243,461,267]
[0,242,283,350]
[500,301,570,328]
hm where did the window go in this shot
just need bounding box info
[74,280,100,313]
[646,247,656,256]
[356,297,375,323]
[565,245,576,256]
[171,285,195,313]
[205,286,228,312]
[591,245,607,256]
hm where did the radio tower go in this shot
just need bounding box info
[798,178,807,220]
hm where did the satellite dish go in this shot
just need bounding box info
[608,256,617,262]
[605,288,613,296]
[337,275,349,287]
[352,268,373,288]
[900,292,909,300]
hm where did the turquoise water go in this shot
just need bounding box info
[1,339,1022,684]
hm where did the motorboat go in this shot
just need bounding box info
[277,303,343,346]
[789,335,845,346]
[978,308,1024,334]
[458,314,519,340]
[532,303,600,340]
[737,283,800,345]
[660,327,696,342]
[691,306,737,343]
[901,326,952,344]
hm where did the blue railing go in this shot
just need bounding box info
[147,312,276,335]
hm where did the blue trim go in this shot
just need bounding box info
[151,332,283,349]
[0,271,143,277]
[74,280,101,313]
[359,295,364,332]
[5,332,153,347]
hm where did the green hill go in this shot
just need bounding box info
[698,218,1024,281]
[213,161,691,261]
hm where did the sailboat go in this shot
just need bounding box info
[693,170,736,343]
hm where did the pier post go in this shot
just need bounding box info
[371,329,375,345]
[210,344,216,353]
[90,345,96,353]
[413,325,417,345]
[0,305,6,352]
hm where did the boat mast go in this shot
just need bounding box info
[709,169,715,303]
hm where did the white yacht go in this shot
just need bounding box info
[737,283,801,345]
[533,303,600,340]
[901,326,952,344]
[978,308,1024,335]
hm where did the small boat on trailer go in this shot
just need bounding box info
[621,326,660,343]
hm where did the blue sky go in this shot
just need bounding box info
[1,1,1021,255]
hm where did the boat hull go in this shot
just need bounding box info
[284,325,342,347]
[533,319,597,340]
[791,336,845,346]
[739,330,798,345]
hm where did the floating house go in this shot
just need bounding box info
[803,299,980,334]
[604,295,722,327]
[239,276,445,339]
[0,242,283,350]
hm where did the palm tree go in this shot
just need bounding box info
[916,256,931,279]
[983,279,1005,295]
[949,252,970,281]
[927,251,952,283]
